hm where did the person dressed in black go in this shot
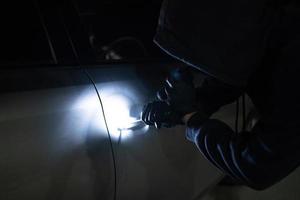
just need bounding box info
[142,0,300,190]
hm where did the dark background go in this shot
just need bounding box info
[0,0,168,67]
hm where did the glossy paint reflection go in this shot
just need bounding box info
[74,83,147,141]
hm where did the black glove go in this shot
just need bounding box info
[142,101,183,128]
[157,67,198,115]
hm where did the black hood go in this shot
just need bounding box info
[154,0,281,87]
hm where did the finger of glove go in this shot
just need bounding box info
[148,105,159,123]
[164,81,184,104]
[166,77,177,89]
[156,82,176,105]
[166,78,185,96]
[142,104,155,125]
[149,102,168,122]
[153,103,165,129]
[154,122,162,129]
[157,87,168,101]
[147,102,164,124]
[164,80,177,96]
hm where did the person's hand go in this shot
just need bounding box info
[157,67,198,115]
[142,101,183,128]
[182,112,197,124]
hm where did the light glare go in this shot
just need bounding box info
[74,84,145,141]
[103,94,137,138]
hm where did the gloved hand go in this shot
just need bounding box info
[157,67,198,115]
[142,101,183,128]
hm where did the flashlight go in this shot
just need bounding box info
[117,119,145,132]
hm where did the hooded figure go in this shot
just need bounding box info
[155,0,278,87]
[142,0,300,190]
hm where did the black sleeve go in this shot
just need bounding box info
[186,118,300,190]
[195,77,243,116]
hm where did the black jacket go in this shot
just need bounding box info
[154,0,300,190]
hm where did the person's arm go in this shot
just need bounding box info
[185,115,300,190]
